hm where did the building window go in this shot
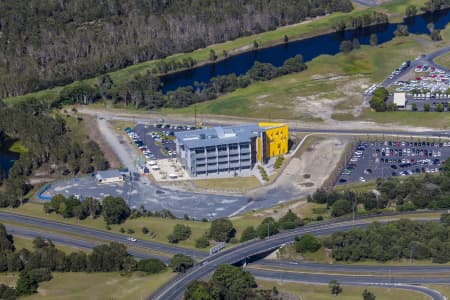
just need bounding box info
[206,146,216,153]
[218,145,227,152]
[229,143,238,150]
[195,148,204,154]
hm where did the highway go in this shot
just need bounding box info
[0,211,205,258]
[255,259,450,274]
[4,224,170,263]
[148,216,446,300]
[248,268,448,300]
[1,211,448,299]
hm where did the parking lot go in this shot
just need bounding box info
[132,123,201,161]
[337,140,450,185]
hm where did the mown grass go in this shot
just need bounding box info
[435,52,450,68]
[0,271,174,300]
[257,280,430,300]
[191,176,261,192]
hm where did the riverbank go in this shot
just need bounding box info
[3,0,420,106]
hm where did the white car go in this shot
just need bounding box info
[359,177,366,182]
[127,237,137,242]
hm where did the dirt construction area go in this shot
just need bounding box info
[248,136,348,203]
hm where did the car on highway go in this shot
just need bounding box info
[127,237,137,242]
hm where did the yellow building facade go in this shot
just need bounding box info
[257,122,289,163]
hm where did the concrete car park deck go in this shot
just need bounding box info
[337,140,450,185]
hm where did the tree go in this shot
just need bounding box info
[247,61,278,81]
[102,196,130,225]
[209,218,235,242]
[81,197,102,219]
[0,283,16,300]
[50,194,66,213]
[394,25,409,37]
[281,55,307,74]
[278,209,303,230]
[195,236,210,248]
[405,5,417,17]
[363,289,376,300]
[424,103,431,112]
[339,40,353,54]
[431,30,442,41]
[169,254,195,273]
[295,234,322,253]
[436,103,444,112]
[329,280,342,296]
[15,270,38,296]
[370,34,378,46]
[0,224,14,252]
[185,281,213,300]
[283,35,289,43]
[168,224,192,243]
[256,217,279,239]
[136,258,166,274]
[209,49,217,62]
[253,40,259,49]
[331,199,352,217]
[210,264,257,300]
[240,226,257,242]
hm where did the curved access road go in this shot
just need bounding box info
[249,268,448,300]
[255,259,450,274]
[0,211,206,258]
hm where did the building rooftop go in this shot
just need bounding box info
[175,124,261,148]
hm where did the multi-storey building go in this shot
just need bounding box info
[175,123,288,177]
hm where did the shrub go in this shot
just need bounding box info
[274,156,284,169]
[168,224,192,243]
[136,259,166,274]
[210,218,235,242]
[294,234,322,253]
[195,236,210,248]
[240,226,257,242]
[169,254,195,273]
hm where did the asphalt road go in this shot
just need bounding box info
[255,259,450,274]
[4,224,170,262]
[248,268,448,300]
[0,211,206,258]
[1,211,447,299]
[149,216,445,300]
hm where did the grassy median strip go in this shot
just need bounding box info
[257,280,430,300]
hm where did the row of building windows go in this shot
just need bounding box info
[193,143,250,154]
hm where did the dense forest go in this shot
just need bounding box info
[0,0,353,98]
[326,217,450,263]
[309,158,450,216]
[0,102,108,208]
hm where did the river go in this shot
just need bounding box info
[161,9,450,93]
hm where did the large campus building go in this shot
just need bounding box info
[175,123,288,177]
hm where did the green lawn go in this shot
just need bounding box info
[435,52,450,68]
[257,280,430,300]
[191,176,261,192]
[0,271,175,300]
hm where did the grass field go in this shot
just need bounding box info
[3,0,426,107]
[0,271,175,300]
[257,280,430,300]
[191,176,261,192]
[435,52,450,68]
